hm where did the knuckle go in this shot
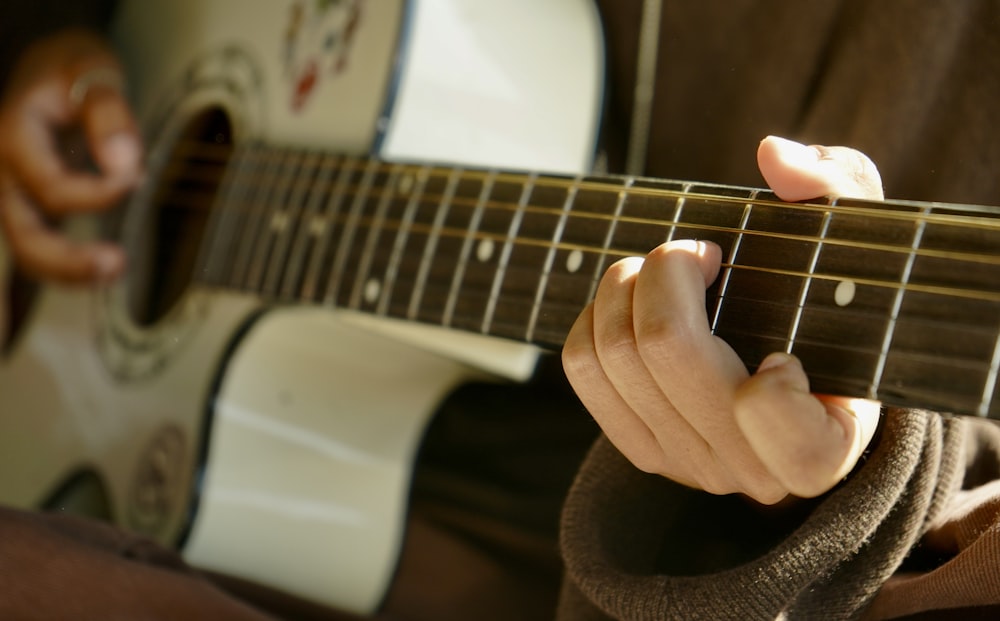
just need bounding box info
[561,342,600,384]
[635,317,694,367]
[694,471,736,497]
[596,333,641,371]
[630,452,668,477]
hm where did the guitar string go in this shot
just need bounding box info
[143,142,1000,414]
[158,188,1000,308]
[153,143,1000,311]
[156,171,1000,280]
[163,140,1000,231]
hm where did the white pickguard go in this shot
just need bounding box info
[0,0,603,613]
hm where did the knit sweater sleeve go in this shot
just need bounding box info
[557,409,1000,620]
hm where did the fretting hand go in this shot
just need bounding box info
[0,28,142,284]
[562,136,884,504]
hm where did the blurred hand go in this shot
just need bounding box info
[562,135,883,505]
[0,28,143,284]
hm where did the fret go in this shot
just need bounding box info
[228,146,275,290]
[391,171,480,326]
[787,203,924,399]
[523,176,627,345]
[712,192,828,373]
[263,149,321,298]
[869,206,929,400]
[323,158,379,305]
[525,177,582,343]
[608,178,686,257]
[300,155,354,301]
[785,211,834,354]
[709,193,755,334]
[403,167,461,321]
[277,150,331,300]
[199,144,253,287]
[347,164,403,310]
[243,149,301,294]
[442,171,496,329]
[664,181,690,244]
[983,332,1000,417]
[584,177,633,305]
[878,205,1000,416]
[376,165,434,317]
[481,175,566,340]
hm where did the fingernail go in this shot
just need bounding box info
[767,136,821,166]
[101,133,142,180]
[93,247,124,281]
[757,352,796,372]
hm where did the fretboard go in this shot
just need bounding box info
[191,143,1000,418]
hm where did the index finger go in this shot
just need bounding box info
[75,68,144,182]
[631,240,750,435]
[6,109,135,215]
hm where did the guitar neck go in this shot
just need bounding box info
[190,142,1000,418]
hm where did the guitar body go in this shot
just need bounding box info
[0,0,603,613]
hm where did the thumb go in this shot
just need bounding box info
[74,66,143,184]
[757,135,884,202]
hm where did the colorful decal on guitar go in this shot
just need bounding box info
[284,0,364,112]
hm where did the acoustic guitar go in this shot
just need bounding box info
[1,0,997,614]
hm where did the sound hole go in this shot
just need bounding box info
[128,107,234,326]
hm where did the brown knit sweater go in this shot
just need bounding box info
[558,1,1000,618]
[1,1,999,620]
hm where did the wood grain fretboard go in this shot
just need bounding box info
[173,143,1000,418]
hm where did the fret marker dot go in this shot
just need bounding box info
[309,218,326,236]
[834,279,856,307]
[271,212,289,232]
[398,174,414,195]
[566,249,583,273]
[364,278,381,305]
[477,238,495,262]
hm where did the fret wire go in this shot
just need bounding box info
[406,167,462,320]
[277,149,327,299]
[349,163,403,310]
[585,177,634,304]
[443,171,497,327]
[785,211,834,354]
[230,146,282,290]
[263,149,318,298]
[869,206,930,399]
[981,328,1000,416]
[482,173,537,335]
[283,152,340,299]
[664,182,691,244]
[215,146,260,287]
[324,158,379,305]
[301,155,353,300]
[709,192,755,333]
[526,176,582,343]
[198,144,251,286]
[378,165,432,317]
[244,148,301,293]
